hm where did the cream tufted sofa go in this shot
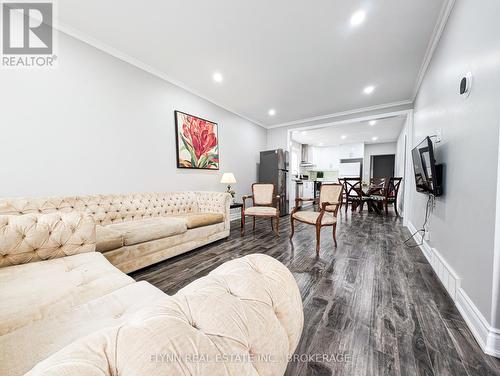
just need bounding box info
[0,191,231,273]
[0,244,303,375]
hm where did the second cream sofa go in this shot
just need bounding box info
[0,191,231,273]
[0,220,303,375]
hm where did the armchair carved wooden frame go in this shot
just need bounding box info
[242,183,280,236]
[290,183,343,254]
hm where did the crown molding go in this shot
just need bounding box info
[411,0,456,101]
[54,22,266,129]
[265,100,413,129]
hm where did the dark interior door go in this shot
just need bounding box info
[372,154,395,178]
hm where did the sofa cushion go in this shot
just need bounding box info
[96,225,123,252]
[0,280,165,376]
[106,217,187,246]
[174,212,224,229]
[0,252,134,338]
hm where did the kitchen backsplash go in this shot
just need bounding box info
[308,171,339,181]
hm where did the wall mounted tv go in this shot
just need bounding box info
[412,136,443,196]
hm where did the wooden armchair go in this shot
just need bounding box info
[290,183,343,254]
[242,183,280,235]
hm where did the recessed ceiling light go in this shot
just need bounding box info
[318,142,324,146]
[341,135,347,140]
[301,131,308,135]
[363,85,375,95]
[372,136,378,141]
[213,72,223,83]
[268,109,276,116]
[350,10,366,27]
[369,120,377,126]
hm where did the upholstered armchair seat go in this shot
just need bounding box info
[292,211,337,225]
[245,206,279,216]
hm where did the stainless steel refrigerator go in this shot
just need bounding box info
[258,149,289,216]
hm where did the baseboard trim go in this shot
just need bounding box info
[455,288,500,357]
[406,221,500,358]
[407,221,460,300]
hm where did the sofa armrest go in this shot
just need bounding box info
[194,192,231,230]
[0,212,96,268]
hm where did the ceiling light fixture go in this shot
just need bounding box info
[369,120,377,126]
[213,72,223,83]
[350,10,366,27]
[341,135,347,140]
[268,109,276,116]
[318,142,324,146]
[363,85,375,95]
[372,136,378,141]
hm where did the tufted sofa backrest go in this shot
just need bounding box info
[0,192,223,226]
[0,212,96,268]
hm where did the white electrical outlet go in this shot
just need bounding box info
[425,231,431,241]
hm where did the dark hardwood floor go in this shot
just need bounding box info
[131,210,500,376]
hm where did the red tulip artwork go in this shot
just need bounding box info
[175,111,219,169]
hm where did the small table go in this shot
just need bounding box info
[230,203,244,231]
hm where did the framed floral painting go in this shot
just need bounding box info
[174,111,219,170]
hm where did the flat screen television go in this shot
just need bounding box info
[412,136,443,196]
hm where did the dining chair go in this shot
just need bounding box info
[370,177,403,216]
[290,183,343,254]
[339,178,370,213]
[242,183,280,235]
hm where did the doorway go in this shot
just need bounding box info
[371,154,395,178]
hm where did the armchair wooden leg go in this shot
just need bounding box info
[333,223,338,247]
[271,217,274,232]
[315,225,321,255]
[252,216,256,231]
[276,215,280,236]
[290,215,295,239]
[241,214,245,235]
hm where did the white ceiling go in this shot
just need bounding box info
[291,116,406,146]
[56,0,447,127]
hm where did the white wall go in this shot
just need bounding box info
[362,142,397,183]
[0,32,267,200]
[409,0,500,327]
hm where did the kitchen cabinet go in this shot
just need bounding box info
[310,146,340,171]
[339,143,364,159]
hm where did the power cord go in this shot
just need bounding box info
[403,194,434,248]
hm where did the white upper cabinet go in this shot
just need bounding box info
[310,146,340,170]
[339,143,364,159]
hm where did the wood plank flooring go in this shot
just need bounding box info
[130,210,500,376]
